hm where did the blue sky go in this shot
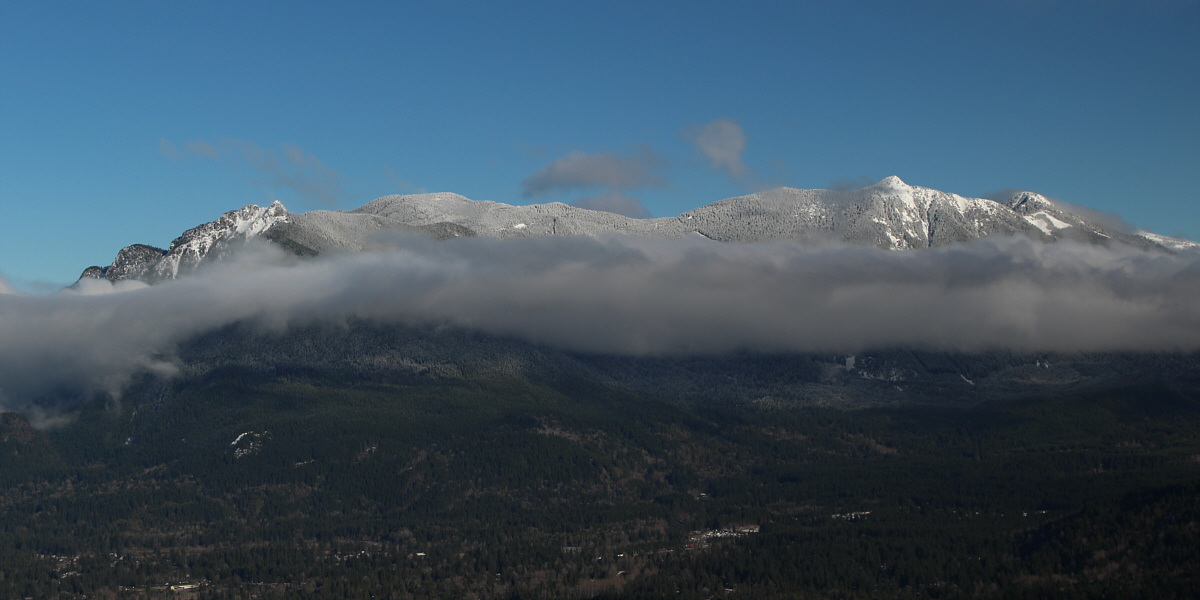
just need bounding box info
[2,0,1197,290]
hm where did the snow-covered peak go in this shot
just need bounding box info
[1006,191,1056,213]
[351,193,476,220]
[149,202,289,280]
[77,178,1195,287]
[874,175,909,189]
[228,200,289,235]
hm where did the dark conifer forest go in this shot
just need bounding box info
[2,329,1198,599]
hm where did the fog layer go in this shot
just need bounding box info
[2,235,1198,411]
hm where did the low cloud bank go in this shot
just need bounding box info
[2,235,1198,413]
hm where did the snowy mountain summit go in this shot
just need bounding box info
[77,178,1197,284]
[81,201,287,284]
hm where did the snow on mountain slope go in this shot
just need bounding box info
[350,193,691,239]
[680,177,1168,251]
[263,209,477,256]
[75,178,1195,285]
[1138,231,1200,251]
[152,201,288,280]
[80,201,288,284]
[1004,191,1161,249]
[679,176,1038,248]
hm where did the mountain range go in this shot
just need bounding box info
[76,176,1197,285]
[26,175,1195,415]
[7,178,1198,598]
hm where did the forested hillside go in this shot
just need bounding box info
[2,334,1198,598]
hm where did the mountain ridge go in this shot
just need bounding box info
[77,177,1197,285]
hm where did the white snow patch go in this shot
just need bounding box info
[950,194,972,214]
[1139,231,1200,251]
[231,201,288,235]
[1037,212,1072,229]
[882,228,904,249]
[1023,211,1073,235]
[1025,215,1052,235]
[513,223,527,230]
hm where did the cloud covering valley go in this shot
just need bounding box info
[1,234,1198,414]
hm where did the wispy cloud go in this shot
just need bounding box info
[1046,198,1135,233]
[521,147,664,198]
[383,167,427,194]
[158,138,180,157]
[569,191,652,219]
[0,273,67,295]
[185,139,219,158]
[520,146,663,218]
[682,118,749,180]
[162,138,348,206]
[3,236,1197,416]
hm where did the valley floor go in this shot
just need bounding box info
[2,371,1198,599]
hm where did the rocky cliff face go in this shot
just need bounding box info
[78,244,167,282]
[79,201,287,284]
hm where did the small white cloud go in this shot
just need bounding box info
[570,191,652,219]
[521,147,664,198]
[683,118,749,179]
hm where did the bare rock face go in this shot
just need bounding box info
[74,178,1197,287]
[77,244,166,282]
[150,201,288,281]
[107,244,168,281]
[78,201,288,285]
